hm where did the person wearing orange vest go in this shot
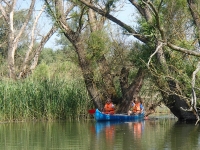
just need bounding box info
[128,96,143,115]
[103,98,115,114]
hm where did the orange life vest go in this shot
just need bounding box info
[104,102,115,114]
[133,103,141,113]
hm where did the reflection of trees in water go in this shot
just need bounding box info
[0,121,97,150]
[139,118,177,149]
[163,122,200,150]
[143,119,200,149]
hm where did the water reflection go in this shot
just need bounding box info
[95,121,145,139]
[0,116,200,150]
[128,121,144,139]
[93,120,145,149]
[164,121,200,150]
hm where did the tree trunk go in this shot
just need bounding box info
[116,67,145,113]
[167,95,196,121]
[87,2,116,101]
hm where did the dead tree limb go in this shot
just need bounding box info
[181,62,200,125]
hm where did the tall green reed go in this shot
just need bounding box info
[0,78,92,122]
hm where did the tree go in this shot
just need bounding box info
[78,0,200,122]
[0,0,57,79]
[44,0,147,112]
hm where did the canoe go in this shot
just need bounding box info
[94,109,144,121]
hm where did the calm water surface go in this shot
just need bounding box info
[0,115,200,150]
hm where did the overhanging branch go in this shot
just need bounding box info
[78,0,148,43]
[167,42,200,57]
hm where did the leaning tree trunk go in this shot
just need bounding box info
[75,42,105,110]
[166,95,196,121]
[157,76,197,121]
[160,81,197,121]
[50,0,105,110]
[87,3,117,102]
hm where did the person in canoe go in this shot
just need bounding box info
[128,96,144,115]
[103,98,115,114]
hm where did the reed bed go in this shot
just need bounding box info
[0,79,92,122]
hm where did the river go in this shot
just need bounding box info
[0,114,199,150]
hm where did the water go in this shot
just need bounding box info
[0,115,199,150]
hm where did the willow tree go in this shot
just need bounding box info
[78,0,200,122]
[44,0,146,112]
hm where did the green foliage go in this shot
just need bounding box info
[0,15,8,58]
[167,49,198,93]
[0,59,8,78]
[161,0,190,41]
[0,53,89,121]
[129,42,153,68]
[14,9,29,30]
[55,34,78,63]
[105,0,117,12]
[32,62,50,80]
[136,17,156,39]
[132,0,200,101]
[87,30,110,61]
[40,48,57,64]
[31,58,83,81]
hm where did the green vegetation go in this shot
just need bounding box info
[0,78,92,121]
[0,59,93,122]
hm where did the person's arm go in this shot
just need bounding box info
[129,102,134,111]
[140,104,144,112]
[112,103,115,108]
[103,104,106,112]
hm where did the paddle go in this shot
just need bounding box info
[88,109,96,114]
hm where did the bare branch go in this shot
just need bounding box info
[129,0,145,17]
[181,62,200,124]
[0,42,6,48]
[2,0,11,6]
[191,62,200,123]
[192,62,200,88]
[167,42,200,57]
[18,5,46,78]
[14,0,36,44]
[30,26,57,71]
[0,3,9,22]
[65,3,75,16]
[147,42,164,67]
[129,0,153,22]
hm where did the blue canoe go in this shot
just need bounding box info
[94,109,144,121]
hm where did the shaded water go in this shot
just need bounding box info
[0,115,200,150]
